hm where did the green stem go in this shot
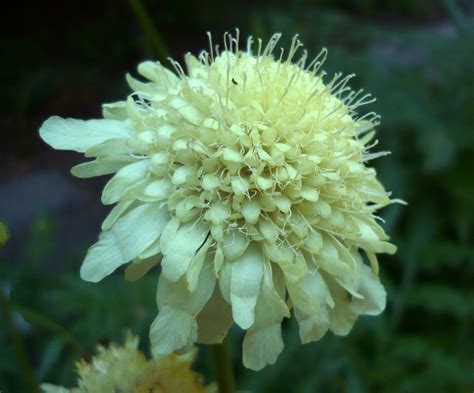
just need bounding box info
[128,0,170,63]
[212,337,235,393]
[12,304,83,353]
[0,291,40,393]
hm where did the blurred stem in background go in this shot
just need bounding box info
[444,0,471,33]
[0,290,40,393]
[128,0,170,63]
[11,305,83,354]
[212,338,236,393]
[0,221,9,247]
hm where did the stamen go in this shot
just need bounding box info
[306,47,328,74]
[262,33,282,57]
[207,31,214,62]
[246,36,254,53]
[287,34,303,63]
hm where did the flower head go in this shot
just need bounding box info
[40,31,398,370]
[41,333,211,393]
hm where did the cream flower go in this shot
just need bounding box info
[40,31,398,370]
[41,333,211,393]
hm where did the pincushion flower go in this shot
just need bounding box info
[40,31,399,370]
[41,333,212,393]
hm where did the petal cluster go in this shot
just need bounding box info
[40,32,398,370]
[41,333,210,393]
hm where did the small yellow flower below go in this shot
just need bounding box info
[41,333,212,393]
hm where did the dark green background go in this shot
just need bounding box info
[1,1,473,392]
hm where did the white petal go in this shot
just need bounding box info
[243,324,283,371]
[218,260,232,303]
[286,270,333,315]
[151,255,216,354]
[159,218,180,255]
[186,238,212,292]
[242,262,289,370]
[222,147,244,163]
[101,200,135,231]
[124,256,159,282]
[85,138,138,158]
[354,218,397,254]
[325,277,358,336]
[351,263,386,315]
[40,384,70,393]
[150,306,197,355]
[230,243,264,329]
[71,157,135,178]
[101,159,150,205]
[126,73,155,95]
[316,236,351,277]
[102,101,128,120]
[139,236,163,259]
[300,187,319,202]
[294,306,330,344]
[171,166,195,185]
[157,256,216,313]
[202,174,220,190]
[263,242,306,282]
[39,117,134,153]
[137,61,179,86]
[161,221,209,282]
[258,219,279,242]
[197,286,233,344]
[241,199,261,225]
[214,244,224,275]
[222,230,249,261]
[273,195,291,212]
[80,203,168,282]
[144,179,172,200]
[204,202,230,225]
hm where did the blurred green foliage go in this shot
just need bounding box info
[1,1,473,392]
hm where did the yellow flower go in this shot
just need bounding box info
[41,333,211,393]
[40,31,399,370]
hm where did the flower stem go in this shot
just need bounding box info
[0,291,40,393]
[211,337,235,393]
[128,0,170,63]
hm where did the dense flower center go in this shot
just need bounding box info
[119,35,392,279]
